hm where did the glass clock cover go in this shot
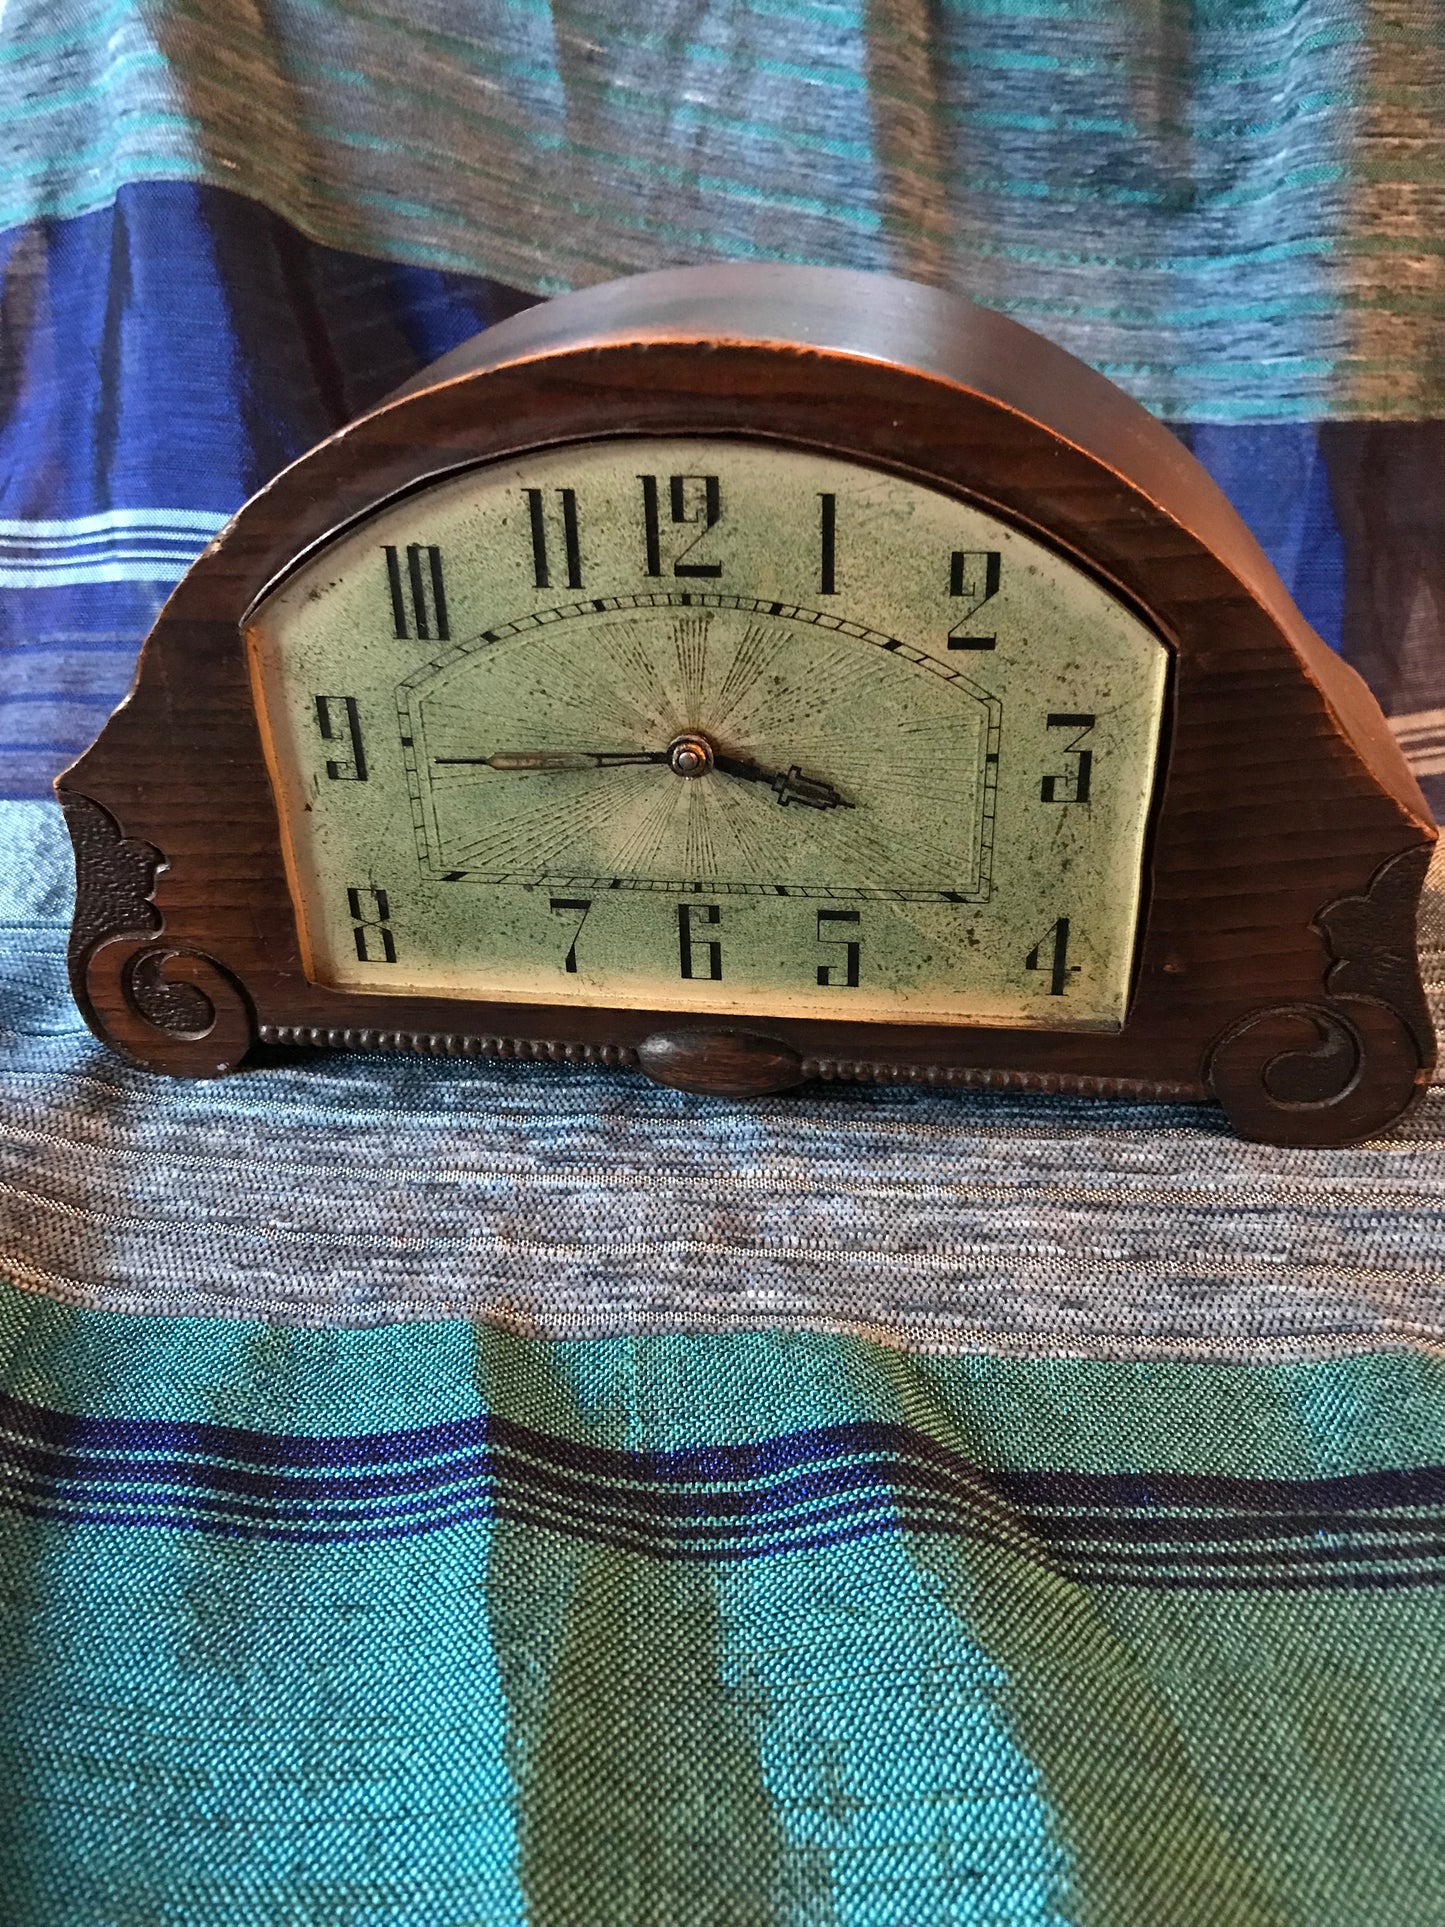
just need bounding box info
[246,438,1168,1031]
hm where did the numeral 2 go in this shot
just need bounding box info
[384,544,449,641]
[641,474,722,578]
[348,886,396,963]
[1041,714,1095,804]
[948,550,1001,649]
[1025,917,1078,995]
[549,896,592,973]
[816,908,860,986]
[314,695,366,781]
[527,488,583,590]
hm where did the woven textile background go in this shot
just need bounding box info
[4,6,1445,1925]
[5,0,1445,418]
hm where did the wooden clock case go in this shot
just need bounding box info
[55,264,1437,1145]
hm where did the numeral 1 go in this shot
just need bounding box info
[314,695,367,781]
[816,908,860,986]
[1041,713,1095,804]
[640,474,722,578]
[348,886,396,963]
[526,488,583,590]
[818,492,837,595]
[1025,917,1078,996]
[948,550,1001,649]
[384,544,450,641]
[678,903,722,980]
[549,897,592,973]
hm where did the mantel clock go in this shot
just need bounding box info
[57,265,1438,1145]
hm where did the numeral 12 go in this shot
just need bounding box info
[641,474,722,578]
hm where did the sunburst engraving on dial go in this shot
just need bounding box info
[400,593,1000,900]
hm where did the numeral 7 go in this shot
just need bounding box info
[549,897,592,973]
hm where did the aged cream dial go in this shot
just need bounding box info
[246,438,1168,1029]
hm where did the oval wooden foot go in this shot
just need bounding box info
[638,1028,804,1097]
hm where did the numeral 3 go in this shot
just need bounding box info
[1041,714,1095,803]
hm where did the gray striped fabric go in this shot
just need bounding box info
[3,1,1444,419]
[6,797,1445,1359]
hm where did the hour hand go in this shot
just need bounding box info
[711,752,852,810]
[432,749,669,770]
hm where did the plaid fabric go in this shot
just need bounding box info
[3,7,1445,1923]
[2,1273,1443,1923]
[4,1,1445,420]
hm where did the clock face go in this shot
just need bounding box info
[245,438,1168,1030]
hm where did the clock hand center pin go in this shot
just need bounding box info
[666,733,714,777]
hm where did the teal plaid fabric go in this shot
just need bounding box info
[5,0,1445,419]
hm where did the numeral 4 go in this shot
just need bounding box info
[1024,917,1078,995]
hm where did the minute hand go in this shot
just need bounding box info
[711,753,852,810]
[432,750,669,770]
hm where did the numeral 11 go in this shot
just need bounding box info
[818,493,837,595]
[526,488,582,590]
